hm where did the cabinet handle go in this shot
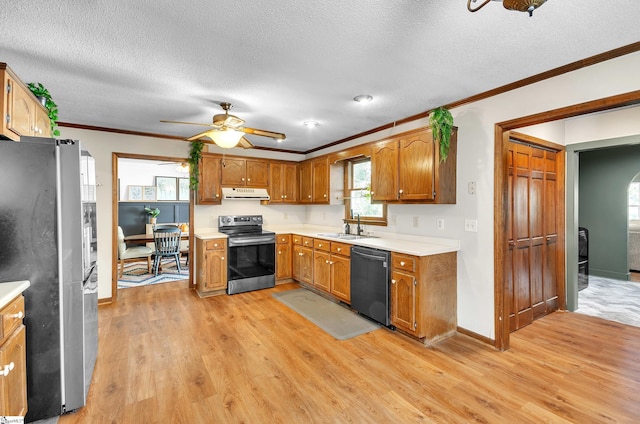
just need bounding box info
[337,248,341,252]
[247,178,251,182]
[284,195,287,198]
[399,189,404,195]
[221,257,225,261]
[281,238,286,242]
[216,194,219,198]
[318,243,323,247]
[400,261,405,266]
[299,252,304,256]
[0,362,15,376]
[323,194,327,198]
[9,311,24,319]
[308,195,311,199]
[278,251,282,254]
[330,261,334,265]
[325,260,329,264]
[242,177,245,181]
[281,195,284,198]
[392,279,396,284]
[370,191,374,196]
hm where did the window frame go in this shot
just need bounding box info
[343,157,387,226]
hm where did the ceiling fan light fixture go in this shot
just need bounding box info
[210,129,244,148]
[353,94,373,103]
[467,0,546,16]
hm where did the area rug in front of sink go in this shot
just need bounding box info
[273,288,380,340]
[118,259,189,289]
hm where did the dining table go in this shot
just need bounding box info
[124,232,190,244]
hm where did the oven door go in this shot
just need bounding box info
[227,234,276,294]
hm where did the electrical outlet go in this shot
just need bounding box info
[468,181,477,195]
[436,218,445,230]
[413,216,419,227]
[464,219,478,232]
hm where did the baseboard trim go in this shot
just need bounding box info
[457,326,495,347]
[98,297,112,305]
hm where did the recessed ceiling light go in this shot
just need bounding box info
[353,94,373,103]
[303,120,319,128]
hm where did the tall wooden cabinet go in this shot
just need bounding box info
[1,63,52,141]
[195,238,227,296]
[292,236,313,284]
[197,154,222,204]
[390,252,457,344]
[0,294,27,417]
[275,234,292,281]
[371,127,457,204]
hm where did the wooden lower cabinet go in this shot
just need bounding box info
[0,295,27,417]
[310,239,351,303]
[292,244,313,284]
[330,253,350,303]
[196,238,227,296]
[390,252,457,344]
[313,250,331,292]
[275,234,292,281]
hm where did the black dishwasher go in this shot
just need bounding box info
[350,245,391,327]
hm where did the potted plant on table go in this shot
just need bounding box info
[27,82,60,136]
[144,207,160,224]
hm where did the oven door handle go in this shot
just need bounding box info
[228,236,275,247]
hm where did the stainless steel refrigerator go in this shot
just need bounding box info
[0,137,98,422]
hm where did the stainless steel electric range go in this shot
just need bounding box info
[218,215,276,294]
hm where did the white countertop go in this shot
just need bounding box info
[195,225,459,257]
[0,280,30,309]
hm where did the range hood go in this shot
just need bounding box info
[222,187,270,200]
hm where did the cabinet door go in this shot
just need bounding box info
[270,163,284,203]
[313,250,331,292]
[330,255,351,303]
[7,79,34,137]
[391,270,417,334]
[370,139,398,201]
[282,163,298,203]
[34,105,51,138]
[204,249,227,291]
[398,130,435,200]
[276,241,292,280]
[198,155,222,204]
[246,159,269,187]
[298,161,312,203]
[0,325,27,417]
[221,158,246,186]
[312,157,329,203]
[293,245,312,283]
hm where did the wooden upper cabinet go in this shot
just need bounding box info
[298,160,312,203]
[197,154,222,204]
[398,130,435,201]
[370,127,457,204]
[269,162,297,204]
[221,158,268,187]
[1,63,51,141]
[312,157,329,203]
[370,139,399,201]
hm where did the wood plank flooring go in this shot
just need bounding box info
[58,281,640,423]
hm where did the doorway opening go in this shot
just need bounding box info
[112,152,195,300]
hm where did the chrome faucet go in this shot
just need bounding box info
[356,214,363,236]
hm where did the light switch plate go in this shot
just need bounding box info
[464,219,478,232]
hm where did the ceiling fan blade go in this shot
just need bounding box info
[238,137,254,149]
[186,130,219,142]
[241,127,286,140]
[160,119,215,127]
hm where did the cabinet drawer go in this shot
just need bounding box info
[205,239,226,250]
[330,242,351,257]
[302,237,314,248]
[1,295,24,344]
[292,235,303,245]
[276,234,291,244]
[392,254,416,273]
[313,239,330,252]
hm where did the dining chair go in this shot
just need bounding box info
[152,225,182,276]
[117,226,153,278]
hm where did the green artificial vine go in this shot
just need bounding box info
[188,140,205,191]
[429,106,454,163]
[27,82,60,136]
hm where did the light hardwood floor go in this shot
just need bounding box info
[58,281,640,423]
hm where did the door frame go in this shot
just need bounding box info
[494,90,640,351]
[111,152,195,301]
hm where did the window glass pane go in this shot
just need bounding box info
[352,161,371,189]
[629,182,640,220]
[350,189,383,218]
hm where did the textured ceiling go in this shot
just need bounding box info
[1,1,639,152]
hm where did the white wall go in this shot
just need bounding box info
[61,50,640,339]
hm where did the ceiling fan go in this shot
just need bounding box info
[467,0,546,16]
[161,102,286,149]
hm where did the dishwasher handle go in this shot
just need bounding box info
[352,248,389,267]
